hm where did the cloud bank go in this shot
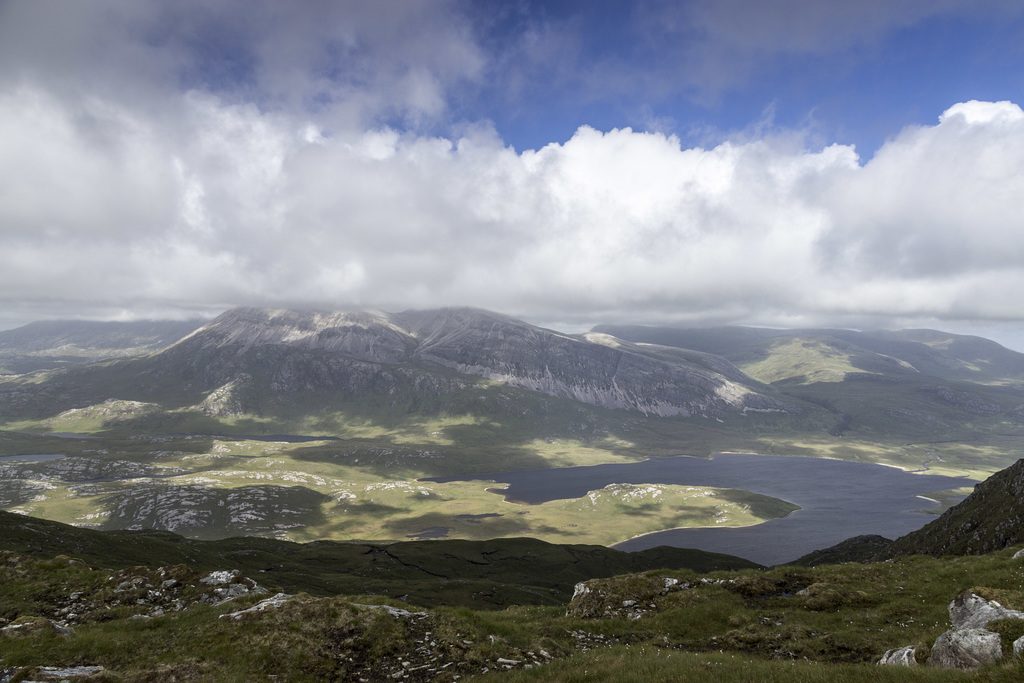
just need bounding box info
[1,1,1023,347]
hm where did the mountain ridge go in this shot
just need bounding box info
[142,306,793,419]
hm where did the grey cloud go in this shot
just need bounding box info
[0,0,484,130]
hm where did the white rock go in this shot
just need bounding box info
[200,570,240,586]
[351,603,428,618]
[1014,634,1024,658]
[877,645,917,666]
[949,590,1024,630]
[38,666,105,678]
[220,593,293,620]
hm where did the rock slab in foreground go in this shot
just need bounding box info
[929,628,1002,669]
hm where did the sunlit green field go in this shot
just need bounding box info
[2,429,798,546]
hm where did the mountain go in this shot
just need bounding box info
[0,319,203,374]
[1,307,793,423]
[170,307,790,417]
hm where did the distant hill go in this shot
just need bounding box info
[591,324,1024,384]
[593,322,1024,442]
[0,319,203,374]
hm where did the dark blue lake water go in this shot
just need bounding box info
[427,454,974,565]
[0,454,66,462]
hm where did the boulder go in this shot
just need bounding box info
[0,616,73,637]
[221,593,293,621]
[877,645,917,666]
[949,589,1024,630]
[929,628,1001,670]
[36,666,105,680]
[200,569,240,586]
[1015,635,1024,658]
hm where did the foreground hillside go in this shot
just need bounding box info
[2,531,1023,681]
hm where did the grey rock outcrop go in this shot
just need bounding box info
[924,589,1024,670]
[877,645,917,666]
[949,589,1024,630]
[221,593,293,620]
[1015,635,1024,657]
[929,628,1002,669]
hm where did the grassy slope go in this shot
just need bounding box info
[0,510,760,610]
[3,537,1024,681]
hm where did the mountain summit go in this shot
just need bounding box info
[155,307,789,418]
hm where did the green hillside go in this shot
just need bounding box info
[3,518,1023,681]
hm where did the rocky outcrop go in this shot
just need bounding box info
[948,589,1024,630]
[221,593,293,620]
[196,374,254,416]
[880,587,1024,670]
[0,616,74,637]
[929,628,1002,669]
[0,553,266,628]
[922,589,1024,670]
[877,645,917,666]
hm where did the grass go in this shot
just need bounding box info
[0,511,762,610]
[738,338,866,385]
[3,542,1024,680]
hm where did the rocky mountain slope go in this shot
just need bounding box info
[4,512,1024,680]
[159,307,790,418]
[1,307,795,425]
[0,510,760,609]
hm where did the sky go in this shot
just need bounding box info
[2,1,1024,349]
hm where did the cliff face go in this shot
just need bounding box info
[153,307,790,418]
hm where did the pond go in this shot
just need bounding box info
[426,453,974,565]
